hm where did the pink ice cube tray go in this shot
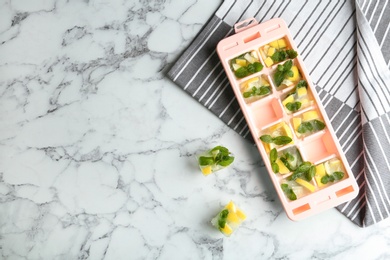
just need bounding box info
[216,17,359,221]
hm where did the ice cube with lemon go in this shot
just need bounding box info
[241,76,271,101]
[259,38,298,68]
[230,51,263,78]
[281,80,313,114]
[197,146,235,176]
[260,121,294,153]
[315,158,345,187]
[293,110,326,137]
[211,201,247,236]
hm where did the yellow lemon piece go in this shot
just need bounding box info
[282,94,295,107]
[276,158,290,174]
[302,111,319,122]
[201,165,212,175]
[293,117,301,131]
[241,77,259,92]
[283,123,293,140]
[287,66,300,82]
[236,59,247,66]
[227,212,240,224]
[244,77,259,86]
[277,39,287,48]
[269,40,279,48]
[264,142,270,154]
[236,209,247,220]
[220,223,233,236]
[297,87,307,97]
[225,201,236,213]
[267,47,276,56]
[296,178,316,192]
[315,163,326,187]
[269,122,284,133]
[265,57,274,67]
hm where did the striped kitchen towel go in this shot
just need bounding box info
[167,0,390,227]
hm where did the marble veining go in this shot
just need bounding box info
[1,0,390,259]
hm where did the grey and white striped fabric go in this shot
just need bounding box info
[167,0,390,227]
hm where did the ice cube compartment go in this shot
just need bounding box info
[216,18,359,221]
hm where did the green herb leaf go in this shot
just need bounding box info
[312,119,326,131]
[271,50,287,62]
[273,60,294,87]
[271,162,279,173]
[199,156,214,166]
[272,135,292,145]
[297,122,313,134]
[296,161,312,172]
[333,171,344,180]
[258,86,271,95]
[247,63,256,74]
[270,148,277,162]
[305,165,316,181]
[290,161,312,180]
[281,183,297,200]
[280,157,294,171]
[286,101,302,112]
[285,152,295,162]
[260,135,273,143]
[281,184,289,192]
[253,62,263,72]
[286,49,298,59]
[218,156,235,166]
[274,70,285,86]
[296,80,308,88]
[243,92,251,98]
[210,146,229,155]
[218,209,229,228]
[289,191,297,200]
[321,175,330,184]
[235,67,249,78]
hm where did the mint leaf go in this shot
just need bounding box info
[260,135,273,143]
[218,156,234,166]
[286,101,302,112]
[321,175,330,184]
[284,60,293,71]
[296,80,308,88]
[281,183,297,200]
[272,136,292,145]
[296,162,312,172]
[306,166,316,181]
[218,209,229,228]
[199,156,214,166]
[271,162,279,173]
[312,119,326,131]
[253,62,263,72]
[274,70,285,86]
[333,171,344,180]
[258,86,270,95]
[285,152,295,161]
[271,50,287,62]
[273,60,294,87]
[286,49,298,59]
[211,146,229,155]
[235,67,249,78]
[270,148,277,163]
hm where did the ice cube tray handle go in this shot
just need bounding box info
[234,18,258,33]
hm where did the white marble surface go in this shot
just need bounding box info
[1,0,390,259]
